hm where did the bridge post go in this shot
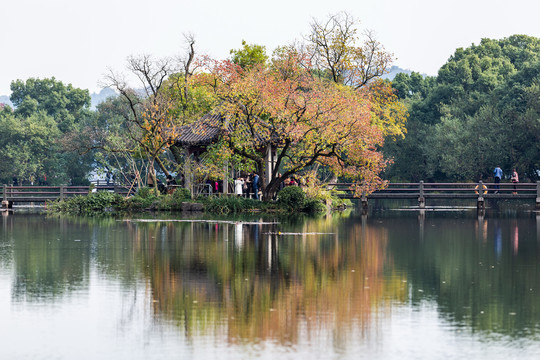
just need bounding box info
[536,181,540,210]
[418,181,425,209]
[2,184,8,209]
[477,181,485,210]
[60,185,65,200]
[361,191,368,211]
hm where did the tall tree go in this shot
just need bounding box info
[101,36,198,190]
[194,49,406,200]
[306,11,394,89]
[3,78,92,185]
[10,77,90,132]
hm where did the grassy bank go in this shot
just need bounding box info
[47,186,352,216]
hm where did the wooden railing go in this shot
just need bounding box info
[329,181,540,209]
[1,184,132,206]
[2,181,539,210]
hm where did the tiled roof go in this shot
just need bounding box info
[175,113,226,146]
[175,112,270,148]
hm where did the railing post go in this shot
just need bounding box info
[418,181,425,209]
[60,185,65,200]
[536,181,540,210]
[361,190,368,212]
[2,184,7,209]
[477,180,485,210]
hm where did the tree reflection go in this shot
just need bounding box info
[131,215,404,346]
[386,212,540,337]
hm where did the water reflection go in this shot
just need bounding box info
[128,215,394,348]
[0,211,540,358]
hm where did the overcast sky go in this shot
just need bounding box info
[1,0,539,96]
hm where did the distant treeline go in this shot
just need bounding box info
[385,35,540,182]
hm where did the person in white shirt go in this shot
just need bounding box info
[234,177,245,196]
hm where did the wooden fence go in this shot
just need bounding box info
[329,181,540,210]
[1,184,131,208]
[2,181,540,210]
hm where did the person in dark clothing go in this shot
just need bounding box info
[166,174,178,194]
[157,178,166,194]
[253,172,260,200]
[166,174,177,186]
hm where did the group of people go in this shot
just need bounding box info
[493,166,519,194]
[234,173,303,200]
[234,172,261,199]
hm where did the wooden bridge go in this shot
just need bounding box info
[331,181,540,210]
[2,181,540,210]
[1,184,131,208]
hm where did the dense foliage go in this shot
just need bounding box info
[0,78,93,185]
[386,35,540,182]
[48,187,193,215]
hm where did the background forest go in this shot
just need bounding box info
[385,35,540,182]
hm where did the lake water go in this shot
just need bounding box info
[1,207,540,359]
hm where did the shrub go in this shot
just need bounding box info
[173,188,191,202]
[48,190,124,215]
[277,186,306,211]
[125,187,160,210]
[303,198,326,213]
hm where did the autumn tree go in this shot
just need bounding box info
[303,12,406,185]
[194,49,405,200]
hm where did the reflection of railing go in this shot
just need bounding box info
[330,181,540,210]
[1,184,133,207]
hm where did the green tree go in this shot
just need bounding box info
[230,40,268,69]
[0,111,60,184]
[388,35,540,181]
[10,77,90,132]
[3,78,93,185]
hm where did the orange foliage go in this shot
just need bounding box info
[192,50,404,197]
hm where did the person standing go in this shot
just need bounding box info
[511,169,519,195]
[493,165,503,193]
[234,177,244,196]
[253,172,260,200]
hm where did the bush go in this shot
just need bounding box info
[124,186,160,210]
[277,186,306,211]
[173,188,191,202]
[303,198,326,213]
[48,190,125,215]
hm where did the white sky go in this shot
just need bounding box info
[1,0,539,96]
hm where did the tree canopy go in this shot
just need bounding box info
[0,77,93,185]
[193,45,406,199]
[386,35,540,182]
